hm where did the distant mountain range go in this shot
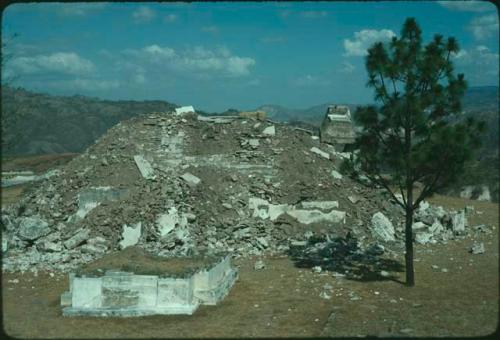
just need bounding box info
[1,85,497,157]
[256,86,498,127]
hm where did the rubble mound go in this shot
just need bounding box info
[1,111,486,273]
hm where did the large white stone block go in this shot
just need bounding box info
[102,273,157,308]
[72,277,102,308]
[134,155,156,180]
[157,277,194,307]
[286,208,346,224]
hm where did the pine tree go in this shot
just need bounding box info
[353,18,484,286]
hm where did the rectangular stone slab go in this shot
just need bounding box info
[101,274,157,308]
[157,277,195,307]
[72,277,102,308]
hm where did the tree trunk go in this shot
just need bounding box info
[405,186,415,286]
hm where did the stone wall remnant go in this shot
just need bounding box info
[319,105,356,151]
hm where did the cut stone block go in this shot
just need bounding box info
[300,201,339,210]
[415,232,433,244]
[331,170,343,179]
[310,147,330,160]
[262,125,275,136]
[157,207,187,237]
[452,210,467,235]
[18,216,50,241]
[61,248,237,317]
[286,208,346,225]
[192,256,238,305]
[64,229,90,249]
[119,222,141,249]
[180,173,201,187]
[102,273,157,308]
[371,212,395,242]
[175,106,195,115]
[134,155,156,180]
[72,277,102,308]
[70,187,128,222]
[60,291,72,307]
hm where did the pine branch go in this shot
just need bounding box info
[412,168,443,210]
[364,171,407,209]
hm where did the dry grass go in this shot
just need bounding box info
[2,195,498,338]
[1,155,498,337]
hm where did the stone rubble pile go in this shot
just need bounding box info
[409,200,491,245]
[1,110,490,273]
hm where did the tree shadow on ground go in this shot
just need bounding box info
[287,233,405,284]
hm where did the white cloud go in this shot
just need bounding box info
[55,3,107,17]
[164,14,178,23]
[437,1,495,12]
[8,52,95,76]
[468,14,499,40]
[293,74,331,87]
[132,6,156,23]
[453,45,499,84]
[26,78,120,92]
[299,11,328,18]
[120,44,255,78]
[343,29,396,57]
[339,61,355,74]
[65,78,120,91]
[452,49,469,60]
[201,26,219,34]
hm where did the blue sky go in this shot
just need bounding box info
[2,1,498,112]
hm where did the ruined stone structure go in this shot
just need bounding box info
[61,250,238,316]
[319,105,356,151]
[174,106,195,115]
[239,110,267,121]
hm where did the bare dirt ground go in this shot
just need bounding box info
[1,155,498,338]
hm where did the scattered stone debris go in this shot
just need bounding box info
[134,155,156,180]
[451,210,467,235]
[262,125,276,136]
[347,195,359,204]
[319,291,332,300]
[119,222,142,249]
[18,216,50,241]
[470,242,485,255]
[400,328,413,334]
[1,110,482,274]
[371,212,395,242]
[174,105,195,115]
[180,173,201,187]
[348,291,361,301]
[331,170,343,180]
[459,185,491,202]
[312,266,323,273]
[310,147,330,160]
[254,259,266,270]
